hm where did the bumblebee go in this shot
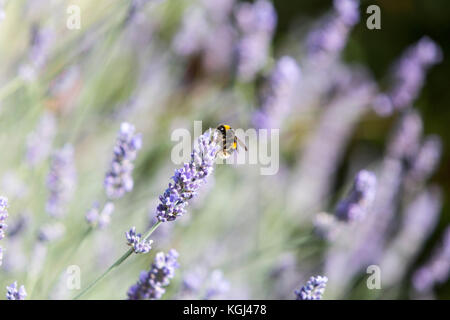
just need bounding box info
[216,124,248,159]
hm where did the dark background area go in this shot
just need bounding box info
[273,0,450,298]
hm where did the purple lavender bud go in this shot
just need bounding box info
[104,123,142,199]
[408,135,442,183]
[85,202,115,229]
[388,37,442,110]
[335,170,377,222]
[0,196,7,266]
[6,282,27,300]
[372,93,394,116]
[127,249,179,300]
[46,145,77,218]
[413,227,450,293]
[234,0,277,81]
[19,25,55,81]
[26,112,56,167]
[204,270,230,300]
[295,275,328,300]
[253,56,301,129]
[0,196,7,241]
[126,227,153,254]
[388,111,423,161]
[333,0,360,26]
[306,0,359,61]
[156,129,219,222]
[235,0,276,34]
[38,222,66,243]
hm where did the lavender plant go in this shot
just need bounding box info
[295,276,328,300]
[127,249,179,300]
[46,145,76,218]
[0,196,8,266]
[104,122,142,200]
[6,282,27,300]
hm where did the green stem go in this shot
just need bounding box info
[0,77,23,102]
[73,221,162,300]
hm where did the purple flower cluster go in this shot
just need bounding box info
[46,144,76,218]
[127,249,179,300]
[235,0,277,81]
[375,37,442,115]
[38,222,66,243]
[85,202,115,229]
[19,25,55,82]
[253,56,301,129]
[172,0,236,74]
[413,227,450,294]
[335,170,377,222]
[0,196,8,266]
[6,282,27,300]
[306,0,359,61]
[126,227,153,254]
[155,129,219,222]
[295,275,328,300]
[104,122,142,200]
[26,112,56,167]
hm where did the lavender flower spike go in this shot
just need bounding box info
[126,227,153,254]
[104,122,142,199]
[413,227,450,294]
[0,196,8,266]
[6,282,27,300]
[295,275,328,300]
[127,249,179,300]
[46,144,77,218]
[156,129,219,222]
[335,170,377,222]
[85,202,115,229]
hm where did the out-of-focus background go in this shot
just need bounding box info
[0,0,449,300]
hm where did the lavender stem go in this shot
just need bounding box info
[73,220,162,300]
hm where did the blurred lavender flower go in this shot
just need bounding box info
[333,0,360,25]
[85,202,115,229]
[234,0,277,81]
[288,68,376,219]
[156,129,219,222]
[0,196,8,266]
[26,111,56,167]
[19,24,55,82]
[380,37,442,114]
[38,222,66,242]
[335,170,377,222]
[306,0,359,62]
[6,282,27,300]
[46,145,76,218]
[405,135,442,189]
[413,227,450,294]
[127,249,179,300]
[387,110,423,161]
[253,56,301,129]
[172,0,236,75]
[0,196,7,240]
[380,187,442,286]
[295,276,328,300]
[104,122,142,199]
[204,270,230,300]
[126,227,153,254]
[180,268,230,299]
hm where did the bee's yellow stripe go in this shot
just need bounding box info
[223,125,231,130]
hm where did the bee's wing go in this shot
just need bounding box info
[235,137,248,151]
